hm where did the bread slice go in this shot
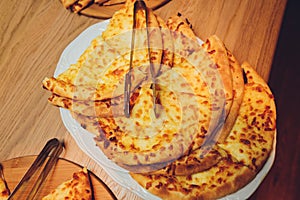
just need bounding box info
[42,167,92,200]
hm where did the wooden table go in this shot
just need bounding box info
[0,0,287,199]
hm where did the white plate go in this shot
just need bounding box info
[55,20,276,200]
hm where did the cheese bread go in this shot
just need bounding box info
[42,167,92,200]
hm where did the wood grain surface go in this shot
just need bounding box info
[0,0,287,199]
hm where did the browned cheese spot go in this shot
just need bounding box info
[240,139,251,146]
[146,182,152,189]
[155,182,163,189]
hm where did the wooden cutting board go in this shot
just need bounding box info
[1,156,116,199]
[61,0,171,19]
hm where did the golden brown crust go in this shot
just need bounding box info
[217,62,276,171]
[242,62,273,93]
[130,158,256,200]
[166,148,221,176]
[201,35,233,118]
[49,94,120,117]
[71,0,93,13]
[42,167,92,200]
[48,87,141,118]
[122,146,223,175]
[217,49,245,143]
[166,14,197,41]
[150,147,223,176]
[43,77,117,101]
[61,0,77,8]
